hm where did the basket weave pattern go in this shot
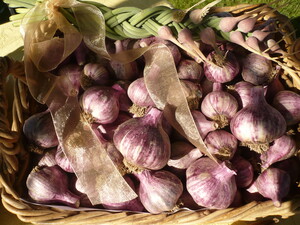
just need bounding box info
[1,3,300,224]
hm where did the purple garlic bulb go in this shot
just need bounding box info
[201,83,238,128]
[203,50,240,83]
[80,86,120,124]
[113,107,171,171]
[272,90,300,126]
[57,64,82,97]
[231,155,254,188]
[260,134,297,169]
[127,77,155,108]
[82,63,111,87]
[23,110,59,149]
[242,53,273,85]
[26,165,80,207]
[186,157,237,209]
[204,130,238,161]
[230,86,286,153]
[255,167,291,207]
[135,169,183,214]
[177,59,204,82]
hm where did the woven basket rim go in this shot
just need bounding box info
[1,2,300,224]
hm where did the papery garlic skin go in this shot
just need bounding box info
[260,135,297,169]
[255,168,290,207]
[204,130,238,160]
[203,51,240,83]
[272,91,300,126]
[135,170,183,214]
[230,86,286,153]
[127,77,155,107]
[186,157,237,209]
[80,86,120,124]
[201,83,238,128]
[26,166,80,208]
[23,110,59,149]
[113,108,171,170]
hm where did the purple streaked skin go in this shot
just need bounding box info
[186,157,237,209]
[203,51,240,83]
[127,77,156,107]
[113,108,171,170]
[272,90,300,126]
[135,170,183,214]
[260,135,297,169]
[81,86,120,124]
[204,130,238,160]
[191,110,219,138]
[230,86,286,153]
[255,167,291,207]
[201,88,238,128]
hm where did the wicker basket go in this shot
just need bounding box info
[1,2,300,224]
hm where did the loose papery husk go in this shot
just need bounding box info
[0,1,300,225]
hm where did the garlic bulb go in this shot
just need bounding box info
[135,169,183,214]
[230,86,286,153]
[23,110,59,149]
[201,83,238,128]
[26,166,80,208]
[204,130,238,161]
[113,107,171,171]
[186,157,237,209]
